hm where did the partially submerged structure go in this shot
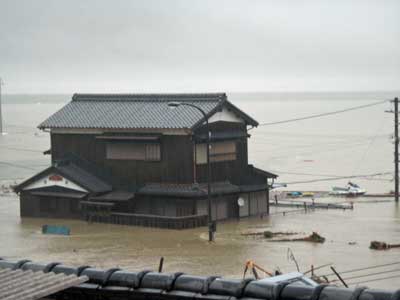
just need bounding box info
[14,93,277,228]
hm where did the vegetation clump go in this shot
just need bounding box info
[263,231,274,238]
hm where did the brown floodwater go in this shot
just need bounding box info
[1,193,399,290]
[1,93,399,290]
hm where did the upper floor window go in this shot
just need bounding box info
[196,141,237,164]
[106,142,161,161]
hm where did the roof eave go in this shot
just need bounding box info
[190,96,258,130]
[13,166,55,193]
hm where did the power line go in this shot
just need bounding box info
[339,268,400,282]
[0,146,43,153]
[284,172,392,185]
[0,161,41,171]
[322,261,400,277]
[347,273,400,286]
[253,130,391,139]
[0,177,25,181]
[351,112,388,177]
[4,123,36,129]
[271,170,351,178]
[255,99,388,127]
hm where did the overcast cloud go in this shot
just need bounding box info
[0,0,399,93]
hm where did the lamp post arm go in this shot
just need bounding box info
[178,102,213,242]
[178,103,208,121]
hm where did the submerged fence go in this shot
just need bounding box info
[88,212,208,229]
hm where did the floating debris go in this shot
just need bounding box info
[370,241,400,250]
[272,232,326,243]
[241,230,300,238]
[42,225,71,236]
[241,230,324,243]
[0,184,13,195]
[263,231,300,238]
[264,231,274,238]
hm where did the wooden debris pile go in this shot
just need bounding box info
[370,240,400,250]
[242,230,325,243]
[272,232,325,243]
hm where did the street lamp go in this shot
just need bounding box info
[168,101,214,242]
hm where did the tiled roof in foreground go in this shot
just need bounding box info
[38,93,258,130]
[0,266,88,300]
[0,258,398,300]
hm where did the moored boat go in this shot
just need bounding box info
[330,182,366,196]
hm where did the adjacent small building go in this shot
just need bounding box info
[14,93,277,228]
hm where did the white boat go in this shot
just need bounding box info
[330,182,366,196]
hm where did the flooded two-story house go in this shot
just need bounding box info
[14,93,277,228]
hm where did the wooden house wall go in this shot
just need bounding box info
[132,195,196,217]
[239,191,268,217]
[20,191,82,219]
[194,122,249,184]
[248,191,268,216]
[196,199,208,215]
[51,133,194,188]
[239,195,250,217]
[197,195,239,221]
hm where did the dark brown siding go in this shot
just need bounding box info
[195,122,248,184]
[20,192,40,217]
[51,133,194,188]
[20,191,82,219]
[132,195,196,217]
[198,195,239,221]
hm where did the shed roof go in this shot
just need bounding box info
[90,191,135,202]
[38,93,258,130]
[14,162,112,194]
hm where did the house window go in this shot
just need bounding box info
[106,142,161,161]
[196,141,237,164]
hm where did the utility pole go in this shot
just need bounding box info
[385,97,399,202]
[0,77,3,135]
[394,97,399,202]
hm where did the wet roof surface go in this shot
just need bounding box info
[0,267,88,300]
[39,93,232,130]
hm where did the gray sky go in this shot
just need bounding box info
[0,0,399,93]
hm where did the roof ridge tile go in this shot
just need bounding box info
[72,93,226,102]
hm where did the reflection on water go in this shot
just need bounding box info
[1,194,399,290]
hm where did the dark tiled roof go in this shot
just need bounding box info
[14,162,112,194]
[138,182,240,198]
[30,191,87,199]
[239,184,269,193]
[56,162,112,193]
[90,191,135,202]
[249,165,278,179]
[38,93,258,130]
